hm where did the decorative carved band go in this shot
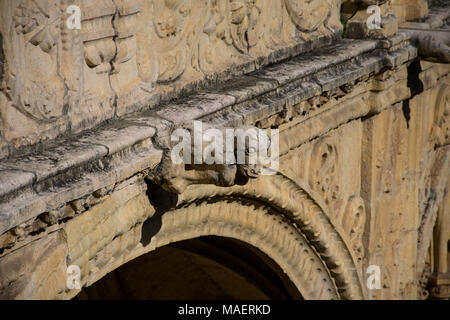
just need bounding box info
[176,174,366,299]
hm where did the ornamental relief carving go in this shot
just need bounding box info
[152,0,341,82]
[14,1,58,54]
[0,0,342,151]
[285,0,330,32]
[229,0,263,54]
[3,0,64,122]
[152,0,194,83]
[342,196,366,263]
[309,136,340,210]
[198,0,233,74]
[278,120,366,269]
[430,83,449,149]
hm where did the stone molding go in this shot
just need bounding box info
[0,35,416,235]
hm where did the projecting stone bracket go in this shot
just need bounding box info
[148,123,272,194]
[399,7,450,64]
[408,29,450,63]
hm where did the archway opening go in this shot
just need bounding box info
[75,236,302,300]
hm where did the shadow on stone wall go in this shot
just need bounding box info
[140,179,179,247]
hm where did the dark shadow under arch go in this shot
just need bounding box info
[75,236,302,300]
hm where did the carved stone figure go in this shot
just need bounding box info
[404,29,450,64]
[229,0,263,54]
[151,123,272,194]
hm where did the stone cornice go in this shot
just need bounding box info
[0,34,417,236]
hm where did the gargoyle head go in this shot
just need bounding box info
[234,126,271,180]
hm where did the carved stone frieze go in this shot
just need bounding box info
[3,0,64,122]
[0,0,342,157]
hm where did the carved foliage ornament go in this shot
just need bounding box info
[1,0,340,125]
[6,0,64,122]
[153,0,340,80]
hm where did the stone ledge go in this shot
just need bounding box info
[0,123,163,235]
[0,125,156,197]
[0,35,419,236]
[127,38,409,130]
[199,39,416,128]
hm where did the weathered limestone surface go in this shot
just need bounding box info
[399,4,450,64]
[0,0,342,159]
[0,0,449,300]
[0,230,67,299]
[344,1,399,40]
[391,0,429,24]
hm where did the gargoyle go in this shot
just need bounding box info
[403,29,450,64]
[149,122,273,194]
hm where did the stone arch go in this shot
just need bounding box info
[78,235,303,300]
[114,199,339,300]
[173,174,366,299]
[71,173,366,300]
